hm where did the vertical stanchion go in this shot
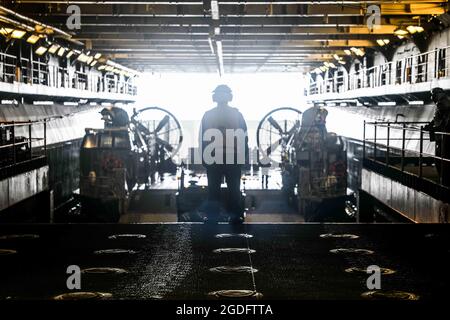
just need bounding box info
[363,120,366,160]
[374,122,377,160]
[419,126,424,179]
[44,119,47,154]
[28,121,32,159]
[12,122,16,165]
[401,123,406,171]
[440,133,445,185]
[386,122,390,166]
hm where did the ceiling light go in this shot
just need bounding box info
[394,27,409,36]
[35,46,48,55]
[355,48,365,56]
[11,29,26,39]
[90,60,98,67]
[94,53,102,59]
[77,53,90,63]
[407,25,424,34]
[98,65,106,71]
[66,51,75,59]
[344,49,352,55]
[406,25,418,34]
[214,27,220,35]
[376,39,390,46]
[0,28,13,36]
[333,54,340,60]
[328,62,336,68]
[48,44,60,54]
[86,56,94,64]
[57,47,66,57]
[211,0,219,20]
[216,40,224,76]
[26,34,40,44]
[338,60,346,65]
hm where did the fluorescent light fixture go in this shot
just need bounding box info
[377,101,396,106]
[57,47,66,57]
[208,37,215,54]
[94,53,102,59]
[319,66,327,72]
[211,1,219,20]
[90,60,98,67]
[26,34,40,44]
[406,25,417,34]
[64,102,79,106]
[324,61,330,67]
[35,46,48,55]
[397,35,405,39]
[214,27,220,35]
[377,39,385,46]
[98,65,106,70]
[344,49,352,55]
[77,53,90,63]
[216,40,224,76]
[48,44,60,54]
[11,29,26,39]
[407,25,424,34]
[338,60,346,65]
[66,50,75,59]
[86,56,94,64]
[355,48,365,56]
[0,28,13,36]
[33,101,54,105]
[394,27,409,36]
[409,100,424,105]
[328,62,336,68]
[333,54,340,60]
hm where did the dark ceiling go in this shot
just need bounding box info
[4,0,449,73]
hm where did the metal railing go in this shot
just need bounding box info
[309,46,450,96]
[0,51,137,96]
[363,120,450,186]
[0,120,48,170]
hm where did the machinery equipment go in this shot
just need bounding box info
[78,106,183,222]
[256,106,349,221]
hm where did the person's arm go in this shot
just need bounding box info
[238,112,250,166]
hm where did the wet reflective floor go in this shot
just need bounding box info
[0,223,449,300]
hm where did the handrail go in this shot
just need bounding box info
[363,120,450,186]
[0,120,48,169]
[0,51,137,96]
[308,45,450,96]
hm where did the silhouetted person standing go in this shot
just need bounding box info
[425,88,450,187]
[200,85,249,223]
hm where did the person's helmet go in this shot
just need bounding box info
[431,87,446,104]
[212,84,233,103]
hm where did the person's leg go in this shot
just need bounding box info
[206,165,222,220]
[225,165,243,220]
